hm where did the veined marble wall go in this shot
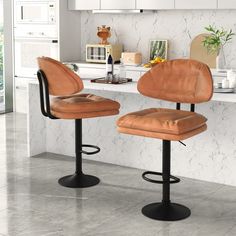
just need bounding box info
[80,10,236,68]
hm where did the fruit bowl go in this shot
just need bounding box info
[143,57,167,68]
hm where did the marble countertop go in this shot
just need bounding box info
[27,61,235,102]
[28,79,236,103]
[65,61,149,72]
[66,61,228,77]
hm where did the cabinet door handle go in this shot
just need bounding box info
[16,86,27,90]
[21,6,24,20]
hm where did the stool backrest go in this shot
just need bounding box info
[37,57,84,96]
[138,59,213,104]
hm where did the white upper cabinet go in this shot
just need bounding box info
[100,0,135,10]
[218,0,236,9]
[68,0,236,11]
[136,0,174,10]
[68,0,100,10]
[175,0,217,9]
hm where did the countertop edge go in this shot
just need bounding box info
[27,80,236,103]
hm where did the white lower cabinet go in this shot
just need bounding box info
[136,0,174,10]
[175,0,217,9]
[14,78,28,114]
[218,0,236,9]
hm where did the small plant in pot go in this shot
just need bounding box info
[202,25,235,71]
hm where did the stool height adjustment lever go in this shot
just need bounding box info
[179,141,186,146]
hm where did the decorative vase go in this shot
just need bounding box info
[97,25,111,45]
[216,46,226,71]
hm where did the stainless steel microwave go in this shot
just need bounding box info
[86,44,123,63]
[15,1,57,24]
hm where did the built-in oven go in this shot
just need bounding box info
[15,1,57,24]
[14,26,59,77]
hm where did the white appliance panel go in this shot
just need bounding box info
[15,38,59,77]
[15,1,57,24]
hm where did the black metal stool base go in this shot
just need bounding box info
[58,173,100,188]
[142,202,191,221]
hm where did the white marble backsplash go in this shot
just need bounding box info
[80,10,236,67]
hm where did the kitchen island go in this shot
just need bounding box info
[27,63,236,186]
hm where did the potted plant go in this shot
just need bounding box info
[202,25,235,70]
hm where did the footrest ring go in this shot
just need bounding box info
[142,171,180,184]
[81,144,100,155]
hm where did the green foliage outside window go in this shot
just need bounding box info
[0,25,3,91]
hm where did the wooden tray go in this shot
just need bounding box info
[190,34,217,69]
[91,78,132,84]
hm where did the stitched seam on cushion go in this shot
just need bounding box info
[45,58,83,94]
[118,125,207,141]
[51,107,118,113]
[119,112,202,134]
[51,103,118,112]
[51,109,119,117]
[193,64,202,102]
[119,123,207,136]
[59,65,82,93]
[119,119,206,135]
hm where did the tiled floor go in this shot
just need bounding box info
[0,112,236,236]
[0,102,5,113]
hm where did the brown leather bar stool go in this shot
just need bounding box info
[37,57,120,188]
[117,59,213,221]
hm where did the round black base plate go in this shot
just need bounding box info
[142,202,191,221]
[58,173,100,188]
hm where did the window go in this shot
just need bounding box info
[0,0,4,111]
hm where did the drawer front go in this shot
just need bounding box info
[15,86,27,114]
[218,0,236,9]
[136,0,174,9]
[175,0,217,9]
[68,0,100,10]
[101,0,135,10]
[14,77,33,114]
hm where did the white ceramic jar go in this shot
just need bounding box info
[227,70,236,88]
[222,78,229,89]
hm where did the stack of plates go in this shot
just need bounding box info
[214,88,235,93]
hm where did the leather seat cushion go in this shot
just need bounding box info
[117,108,207,140]
[51,93,120,119]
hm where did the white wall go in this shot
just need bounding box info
[80,10,236,68]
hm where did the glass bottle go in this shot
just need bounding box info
[106,54,113,82]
